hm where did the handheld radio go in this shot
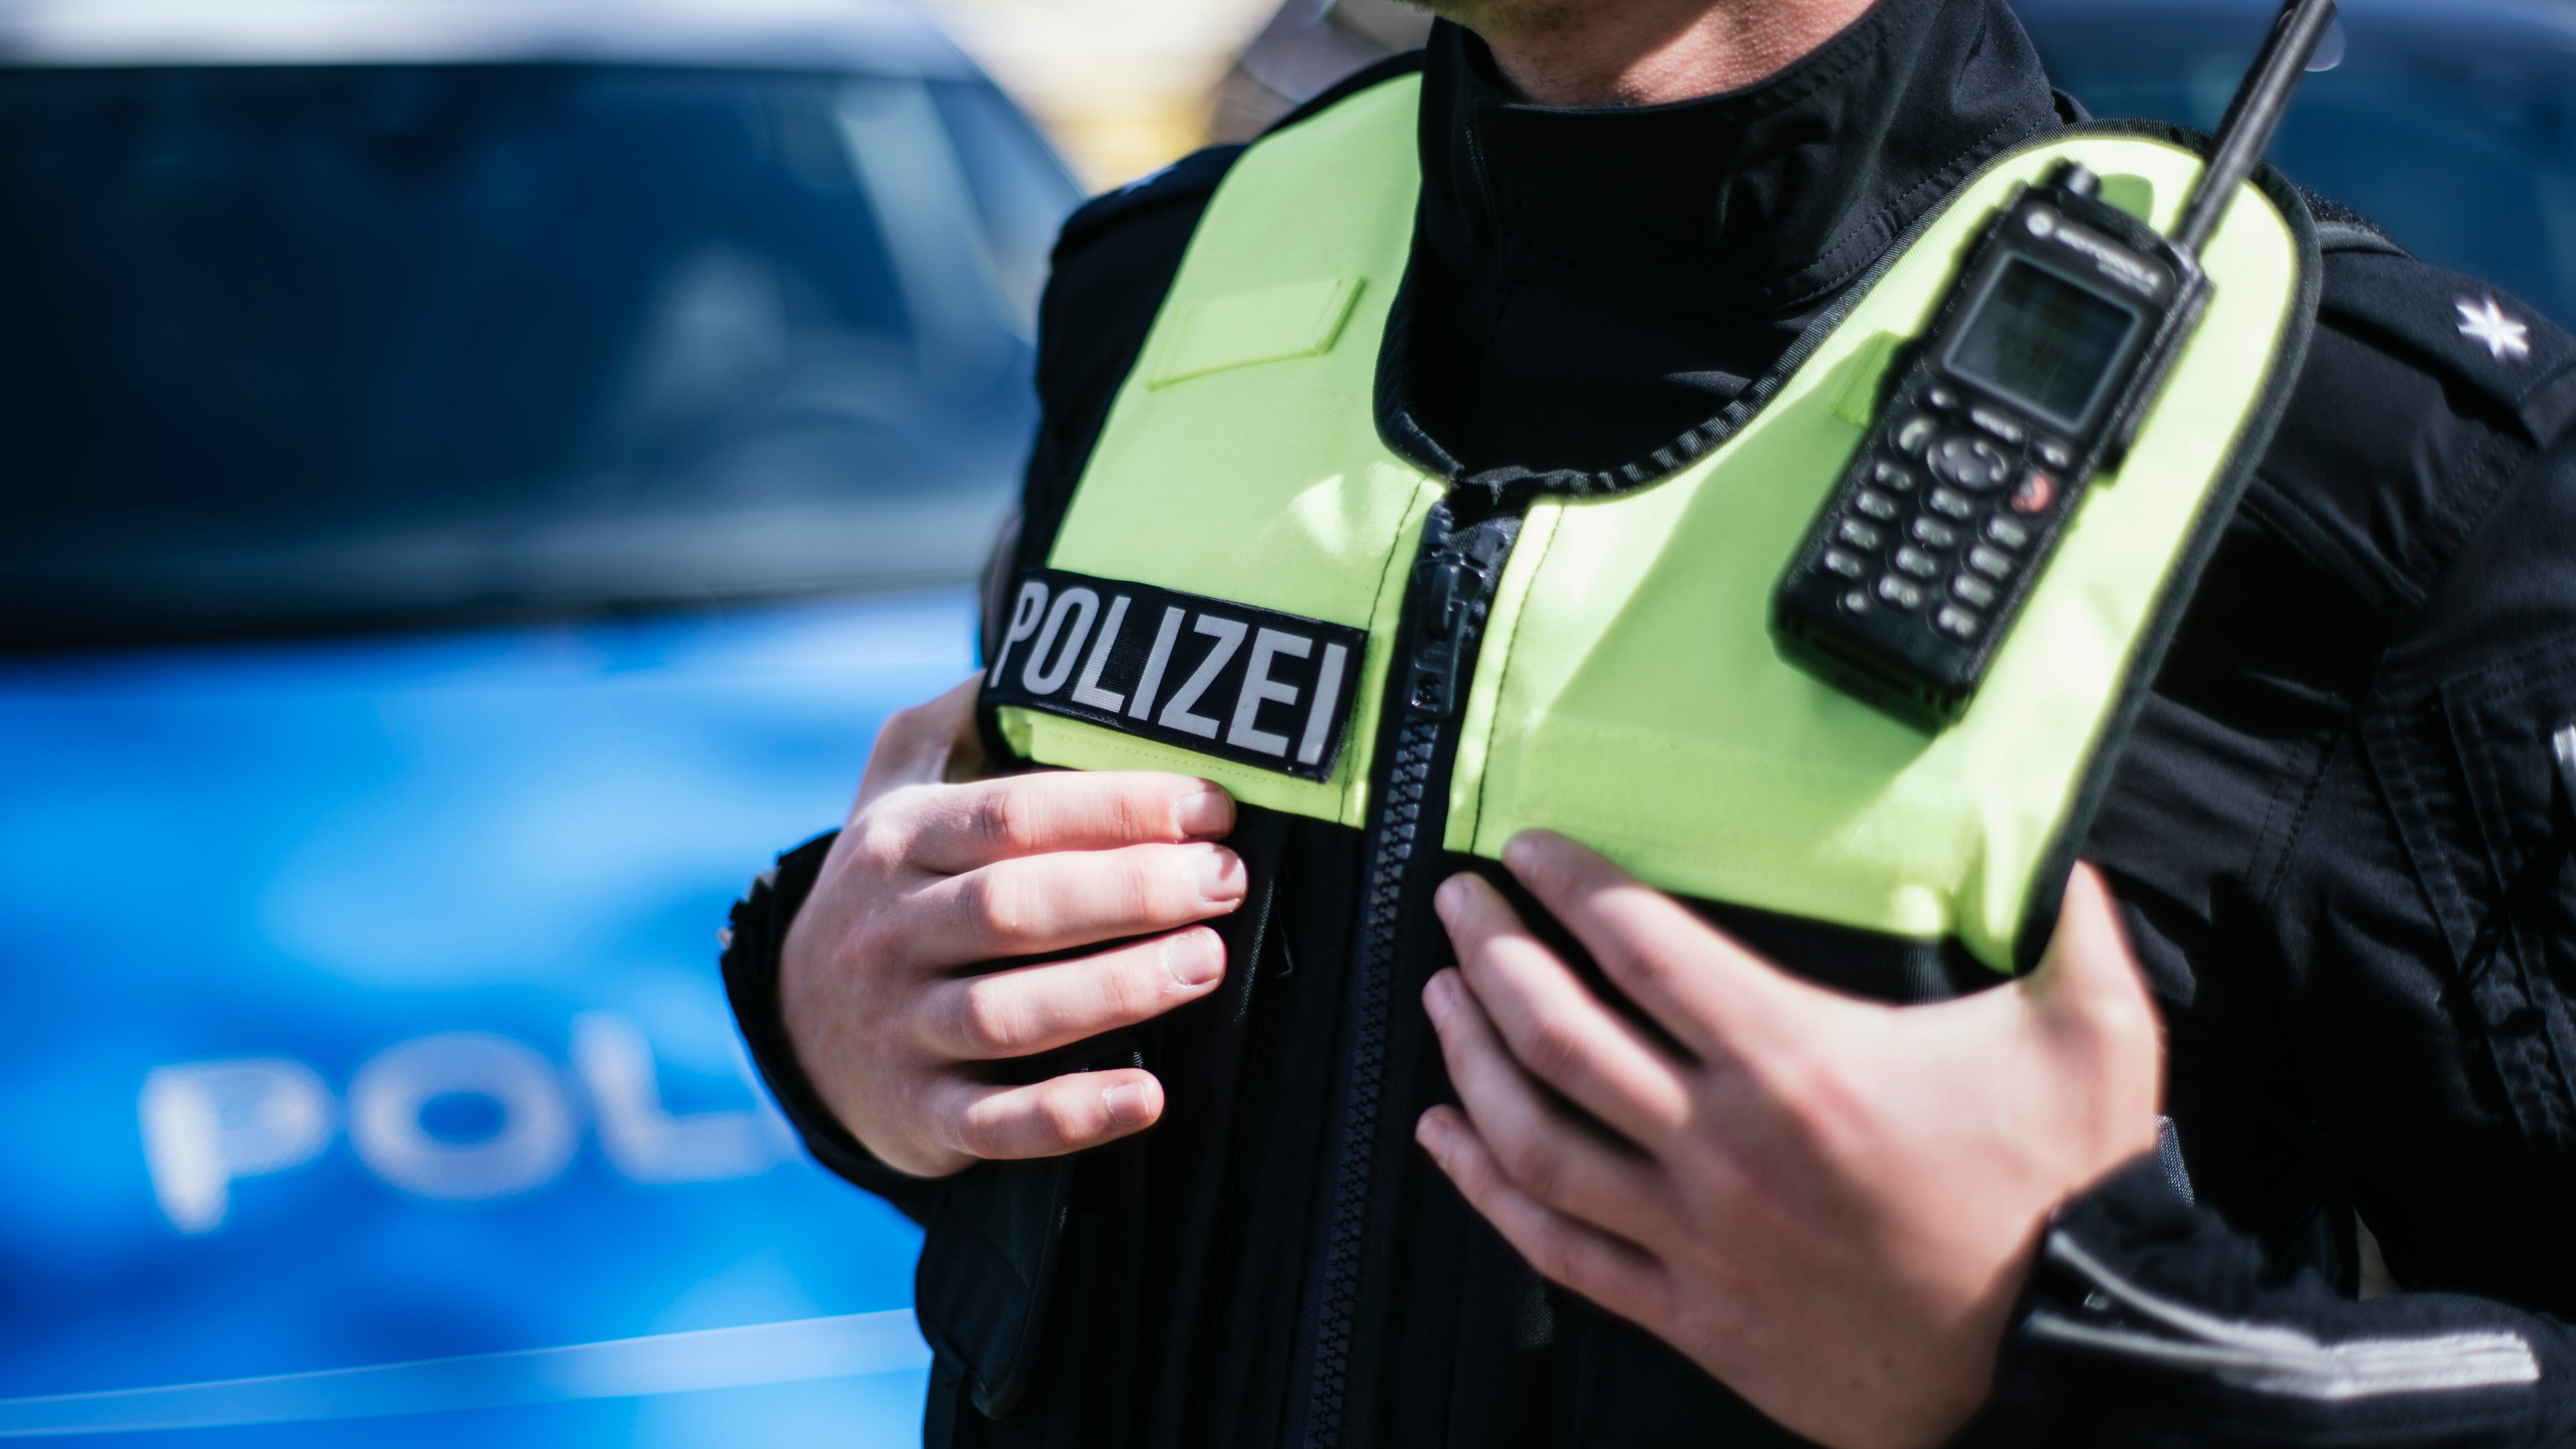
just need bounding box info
[1772,0,2338,730]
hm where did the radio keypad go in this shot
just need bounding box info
[1813,382,2081,653]
[1931,435,2015,491]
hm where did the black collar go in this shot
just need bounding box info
[1393,0,2061,485]
[1419,0,2059,311]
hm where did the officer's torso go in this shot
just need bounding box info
[940,12,2576,1449]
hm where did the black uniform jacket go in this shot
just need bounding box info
[725,1,2576,1443]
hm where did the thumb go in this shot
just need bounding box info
[2019,863,2163,1157]
[856,673,992,814]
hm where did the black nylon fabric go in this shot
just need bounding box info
[729,1,2576,1443]
[1406,0,2057,480]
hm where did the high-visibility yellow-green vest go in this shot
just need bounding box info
[983,71,2316,973]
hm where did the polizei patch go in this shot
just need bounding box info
[984,568,1366,782]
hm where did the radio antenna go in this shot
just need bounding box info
[2171,0,2339,258]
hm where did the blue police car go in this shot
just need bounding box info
[0,0,1077,1442]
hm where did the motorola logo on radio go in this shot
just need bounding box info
[2025,205,2166,296]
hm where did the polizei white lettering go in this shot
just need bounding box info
[1159,616,1245,739]
[981,568,1368,782]
[1229,628,1311,757]
[1070,594,1133,711]
[1020,587,1099,696]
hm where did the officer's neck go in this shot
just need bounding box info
[1466,0,1880,105]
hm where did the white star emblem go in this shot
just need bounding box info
[2457,297,2532,363]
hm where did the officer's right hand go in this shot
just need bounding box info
[780,674,1244,1180]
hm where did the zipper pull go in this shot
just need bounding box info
[1404,514,1515,720]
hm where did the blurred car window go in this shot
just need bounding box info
[0,62,1078,647]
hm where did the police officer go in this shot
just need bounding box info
[722,0,2576,1443]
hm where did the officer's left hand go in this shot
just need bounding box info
[1417,832,2161,1449]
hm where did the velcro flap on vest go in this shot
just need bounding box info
[1146,277,1364,388]
[984,568,1366,782]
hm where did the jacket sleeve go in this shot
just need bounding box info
[1981,248,2576,1447]
[719,830,951,1225]
[1976,1158,2576,1446]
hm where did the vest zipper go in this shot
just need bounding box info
[1303,496,1520,1449]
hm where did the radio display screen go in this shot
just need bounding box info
[1947,258,2142,430]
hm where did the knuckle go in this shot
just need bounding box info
[975,784,1038,856]
[1035,1090,1090,1146]
[1522,1226,1576,1285]
[848,810,914,873]
[1607,943,1673,995]
[1517,1020,1587,1085]
[952,1108,1002,1160]
[955,981,1023,1055]
[1111,853,1176,922]
[1103,781,1156,840]
[2078,988,2156,1049]
[1497,1132,1564,1201]
[1096,953,1162,1022]
[964,871,1028,941]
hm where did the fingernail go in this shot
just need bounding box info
[1422,971,1454,1022]
[1191,846,1246,903]
[1415,1111,1450,1157]
[1165,930,1224,988]
[1434,875,1468,923]
[1502,832,1540,874]
[1176,786,1233,840]
[1102,1082,1153,1124]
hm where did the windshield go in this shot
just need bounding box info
[0,64,1077,647]
[2021,0,2576,328]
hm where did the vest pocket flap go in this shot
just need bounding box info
[1147,277,1363,387]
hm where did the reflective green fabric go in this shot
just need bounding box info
[1001,75,1436,828]
[1000,73,2306,969]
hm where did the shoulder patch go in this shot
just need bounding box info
[2322,250,2576,441]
